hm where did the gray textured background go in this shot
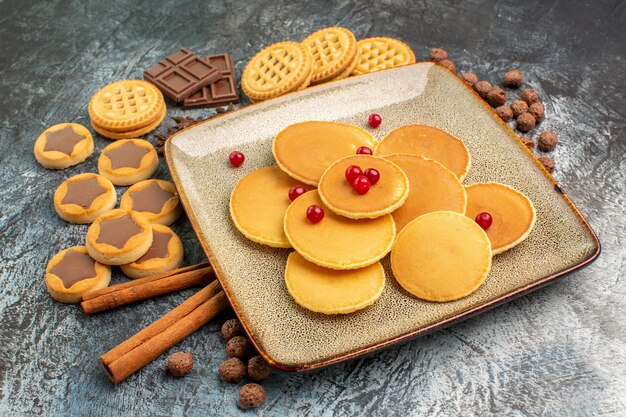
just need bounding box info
[1,0,624,416]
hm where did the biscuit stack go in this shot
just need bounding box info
[241,27,415,102]
[88,80,166,140]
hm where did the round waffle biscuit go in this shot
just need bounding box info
[302,27,357,84]
[242,42,312,101]
[351,37,415,76]
[88,80,165,132]
[91,104,166,140]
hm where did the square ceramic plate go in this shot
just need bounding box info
[165,63,600,371]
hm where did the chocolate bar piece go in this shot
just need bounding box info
[182,54,239,109]
[144,48,221,102]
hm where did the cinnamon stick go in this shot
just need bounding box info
[101,280,228,383]
[81,263,214,315]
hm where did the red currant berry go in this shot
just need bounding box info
[229,151,245,167]
[364,168,380,185]
[352,175,371,194]
[288,185,306,201]
[367,113,382,128]
[345,165,363,183]
[306,205,324,224]
[475,212,493,230]
[356,146,373,155]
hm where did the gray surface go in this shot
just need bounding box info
[0,0,624,416]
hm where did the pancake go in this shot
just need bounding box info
[464,182,536,254]
[283,190,395,270]
[318,154,409,219]
[285,252,385,314]
[375,124,471,181]
[273,121,377,186]
[383,154,467,232]
[391,211,492,302]
[230,166,308,248]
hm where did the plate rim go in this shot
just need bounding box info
[164,62,601,372]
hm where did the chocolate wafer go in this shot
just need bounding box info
[183,54,239,109]
[144,48,221,102]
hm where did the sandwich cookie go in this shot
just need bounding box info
[302,27,357,85]
[284,190,396,270]
[120,179,182,226]
[391,211,492,302]
[45,246,111,303]
[285,252,385,315]
[54,173,117,224]
[86,209,153,265]
[383,154,467,232]
[273,121,377,186]
[376,124,471,181]
[318,155,409,219]
[120,224,183,279]
[34,123,94,169]
[98,139,158,186]
[464,182,536,254]
[230,166,308,248]
[350,37,415,76]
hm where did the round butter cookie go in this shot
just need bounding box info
[120,224,183,279]
[120,179,182,226]
[230,166,308,248]
[350,37,415,76]
[86,209,153,265]
[98,139,158,186]
[285,252,385,314]
[302,27,357,84]
[273,121,377,186]
[383,154,467,232]
[34,123,94,170]
[391,211,492,302]
[91,104,166,140]
[464,182,536,255]
[45,246,111,304]
[242,42,313,102]
[54,173,117,224]
[318,155,409,219]
[375,124,471,181]
[88,79,165,132]
[284,190,395,270]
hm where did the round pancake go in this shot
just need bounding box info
[273,121,377,186]
[464,182,536,254]
[375,124,471,181]
[391,211,492,302]
[285,252,385,314]
[230,166,308,248]
[318,155,409,219]
[383,154,467,232]
[284,190,396,270]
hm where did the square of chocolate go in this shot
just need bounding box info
[182,53,240,109]
[144,48,221,102]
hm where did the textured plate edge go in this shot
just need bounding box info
[164,62,601,372]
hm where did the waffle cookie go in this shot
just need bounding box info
[285,252,385,314]
[242,41,312,102]
[302,27,357,85]
[351,37,415,76]
[88,80,165,139]
[375,124,471,181]
[45,246,111,304]
[54,173,117,224]
[120,179,182,226]
[34,123,94,170]
[120,224,183,279]
[318,155,409,219]
[284,190,396,270]
[464,182,536,254]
